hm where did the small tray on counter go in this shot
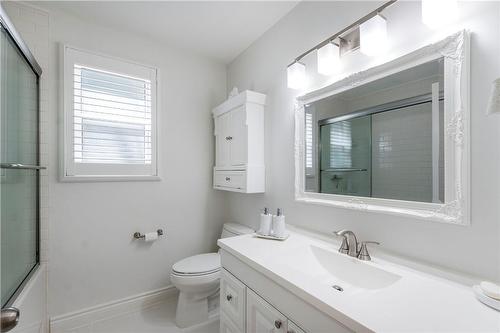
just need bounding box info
[253,232,290,241]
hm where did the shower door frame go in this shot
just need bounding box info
[316,93,444,195]
[0,5,43,308]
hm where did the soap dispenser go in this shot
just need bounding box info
[272,208,286,238]
[257,207,272,236]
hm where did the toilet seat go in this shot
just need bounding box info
[172,253,220,276]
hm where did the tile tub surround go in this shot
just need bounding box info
[218,228,500,332]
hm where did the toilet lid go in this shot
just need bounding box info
[172,253,221,275]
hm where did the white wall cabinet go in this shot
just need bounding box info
[220,269,307,333]
[213,90,266,193]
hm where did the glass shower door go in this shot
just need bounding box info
[0,19,41,309]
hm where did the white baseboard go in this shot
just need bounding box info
[50,285,178,333]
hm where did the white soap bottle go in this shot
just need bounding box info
[258,207,272,236]
[272,208,286,238]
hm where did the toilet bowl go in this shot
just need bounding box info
[170,223,254,328]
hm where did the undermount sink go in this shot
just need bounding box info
[309,245,401,291]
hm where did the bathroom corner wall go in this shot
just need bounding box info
[5,1,228,318]
[226,1,500,281]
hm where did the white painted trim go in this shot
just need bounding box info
[58,175,161,183]
[49,286,177,333]
[295,30,470,226]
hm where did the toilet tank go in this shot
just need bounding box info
[220,223,254,239]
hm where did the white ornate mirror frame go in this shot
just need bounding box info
[295,30,470,225]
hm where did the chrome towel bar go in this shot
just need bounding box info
[0,163,46,170]
[133,229,163,240]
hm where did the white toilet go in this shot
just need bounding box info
[171,223,254,328]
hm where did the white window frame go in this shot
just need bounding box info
[61,45,159,182]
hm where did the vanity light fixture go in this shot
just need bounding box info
[286,0,397,89]
[317,42,340,75]
[422,0,458,29]
[359,14,388,56]
[287,61,306,89]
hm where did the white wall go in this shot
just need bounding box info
[6,1,228,318]
[227,1,500,281]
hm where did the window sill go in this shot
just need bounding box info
[60,175,161,183]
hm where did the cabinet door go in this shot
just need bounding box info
[229,106,247,166]
[221,312,244,333]
[216,112,231,167]
[247,289,287,333]
[287,321,306,333]
[221,269,246,331]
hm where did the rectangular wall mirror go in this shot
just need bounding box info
[305,58,444,203]
[295,31,470,225]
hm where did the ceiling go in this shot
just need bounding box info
[35,1,299,64]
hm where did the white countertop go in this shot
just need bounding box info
[218,230,500,332]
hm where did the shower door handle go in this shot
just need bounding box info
[1,307,20,332]
[0,163,46,170]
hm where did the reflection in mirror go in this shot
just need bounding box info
[305,58,444,204]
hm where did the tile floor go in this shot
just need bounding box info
[90,297,219,333]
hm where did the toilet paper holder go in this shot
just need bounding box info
[133,229,163,240]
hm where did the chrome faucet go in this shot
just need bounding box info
[334,230,359,257]
[333,230,379,261]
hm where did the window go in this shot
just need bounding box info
[63,46,158,180]
[329,121,352,168]
[304,106,316,176]
[305,112,314,169]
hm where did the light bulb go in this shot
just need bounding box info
[360,14,388,57]
[422,0,458,29]
[287,62,306,90]
[317,43,340,76]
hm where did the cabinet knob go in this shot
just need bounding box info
[274,320,282,329]
[226,294,232,301]
[225,177,231,181]
[225,136,233,140]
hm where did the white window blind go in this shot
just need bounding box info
[63,46,157,180]
[305,112,314,169]
[73,65,152,164]
[330,121,352,168]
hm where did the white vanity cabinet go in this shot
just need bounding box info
[213,90,266,193]
[220,268,307,333]
[219,249,353,333]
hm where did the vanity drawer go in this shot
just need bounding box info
[221,269,246,331]
[214,171,245,190]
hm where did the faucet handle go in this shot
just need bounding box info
[357,241,380,261]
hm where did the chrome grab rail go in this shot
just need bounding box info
[0,163,46,170]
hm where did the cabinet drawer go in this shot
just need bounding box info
[214,171,245,190]
[221,269,246,331]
